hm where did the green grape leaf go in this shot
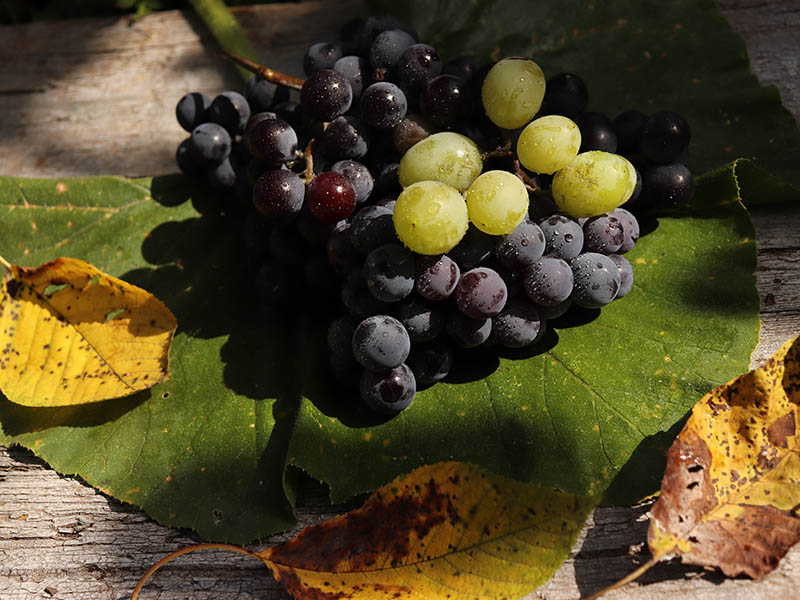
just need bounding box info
[2,0,800,543]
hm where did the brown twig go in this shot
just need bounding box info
[512,159,541,193]
[302,138,316,182]
[219,50,306,90]
[481,140,513,160]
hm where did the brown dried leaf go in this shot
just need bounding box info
[648,335,800,578]
[0,257,176,406]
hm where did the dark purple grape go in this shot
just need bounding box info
[612,109,648,155]
[450,225,494,270]
[397,43,442,93]
[303,42,343,76]
[246,158,270,185]
[495,220,546,271]
[207,91,250,134]
[360,82,407,129]
[360,364,416,415]
[246,117,298,165]
[419,75,468,127]
[176,138,205,176]
[330,160,374,204]
[415,254,460,302]
[330,352,359,389]
[577,112,618,153]
[255,259,299,307]
[640,163,693,210]
[327,221,362,274]
[304,254,341,298]
[300,69,353,122]
[570,252,621,308]
[608,254,634,299]
[342,270,385,319]
[176,92,211,132]
[364,244,415,302]
[442,55,478,83]
[537,298,572,320]
[376,198,396,211]
[245,76,289,113]
[523,256,574,306]
[322,116,370,160]
[407,340,453,384]
[583,214,624,254]
[306,172,356,223]
[189,122,231,166]
[242,210,271,260]
[395,298,444,343]
[529,194,559,222]
[252,169,305,222]
[455,267,508,319]
[640,111,691,164]
[207,158,236,190]
[350,205,397,254]
[371,162,402,198]
[268,224,307,266]
[392,114,433,153]
[356,14,418,55]
[369,29,416,71]
[244,111,276,139]
[333,55,370,101]
[491,298,543,348]
[352,315,411,372]
[611,208,640,253]
[538,214,584,260]
[544,72,588,118]
[327,316,356,358]
[446,313,492,348]
[295,204,334,247]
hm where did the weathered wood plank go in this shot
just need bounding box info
[1,1,799,599]
[0,0,366,179]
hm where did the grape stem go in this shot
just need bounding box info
[0,255,12,272]
[512,159,541,193]
[220,50,306,90]
[302,138,316,183]
[481,141,513,160]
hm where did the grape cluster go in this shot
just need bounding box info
[171,13,692,418]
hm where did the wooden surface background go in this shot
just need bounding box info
[1,1,799,598]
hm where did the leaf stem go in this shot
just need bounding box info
[0,255,11,272]
[188,0,259,81]
[131,543,264,600]
[220,50,306,90]
[581,555,661,600]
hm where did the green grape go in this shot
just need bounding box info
[398,132,483,191]
[465,170,529,235]
[551,151,637,218]
[481,57,546,130]
[393,180,469,254]
[516,115,581,174]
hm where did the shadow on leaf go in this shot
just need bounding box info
[0,389,150,434]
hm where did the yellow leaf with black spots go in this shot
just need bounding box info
[0,256,176,406]
[259,461,595,600]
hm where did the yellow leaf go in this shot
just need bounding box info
[648,334,800,578]
[0,257,176,406]
[259,461,595,600]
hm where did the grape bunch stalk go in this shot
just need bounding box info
[171,13,692,417]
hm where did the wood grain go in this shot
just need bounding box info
[1,1,799,599]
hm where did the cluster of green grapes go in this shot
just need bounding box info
[395,57,638,255]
